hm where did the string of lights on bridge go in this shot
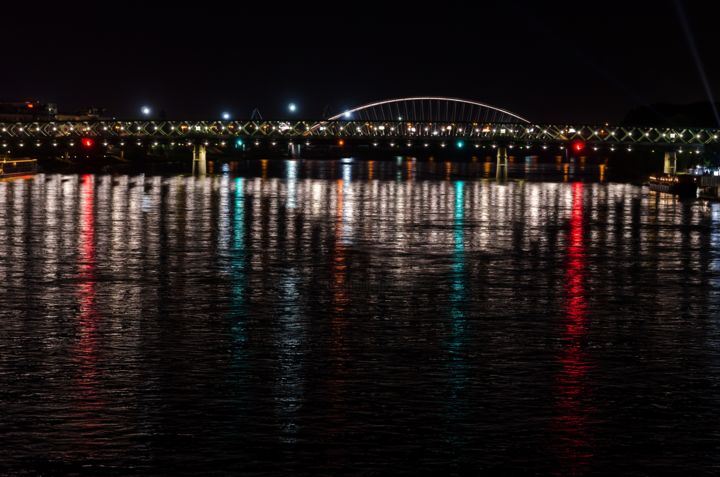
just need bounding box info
[0,121,716,155]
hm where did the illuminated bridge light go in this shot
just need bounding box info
[80,138,92,148]
[456,140,464,148]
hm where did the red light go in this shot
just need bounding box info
[81,137,95,148]
[572,140,585,152]
[26,103,34,109]
[338,139,345,146]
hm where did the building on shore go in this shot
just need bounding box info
[0,101,57,121]
[0,101,110,121]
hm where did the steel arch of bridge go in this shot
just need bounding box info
[0,120,719,148]
[327,97,531,123]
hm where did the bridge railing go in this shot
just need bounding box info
[1,120,719,146]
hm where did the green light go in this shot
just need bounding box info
[456,140,464,149]
[235,138,244,148]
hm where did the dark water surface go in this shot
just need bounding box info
[1,159,720,476]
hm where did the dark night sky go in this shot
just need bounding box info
[2,1,717,123]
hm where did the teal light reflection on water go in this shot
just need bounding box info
[447,180,467,443]
[230,177,246,347]
[451,181,466,327]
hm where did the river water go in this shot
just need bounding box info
[1,159,720,475]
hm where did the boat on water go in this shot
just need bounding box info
[647,173,698,196]
[0,156,38,179]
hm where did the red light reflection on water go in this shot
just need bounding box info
[554,181,594,474]
[75,174,104,433]
[78,175,97,377]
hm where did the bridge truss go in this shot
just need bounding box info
[0,120,718,150]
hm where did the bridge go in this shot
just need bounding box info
[1,97,717,175]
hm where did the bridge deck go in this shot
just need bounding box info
[1,120,718,148]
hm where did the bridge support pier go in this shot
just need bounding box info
[192,144,207,175]
[663,151,677,175]
[289,143,301,158]
[496,146,508,180]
